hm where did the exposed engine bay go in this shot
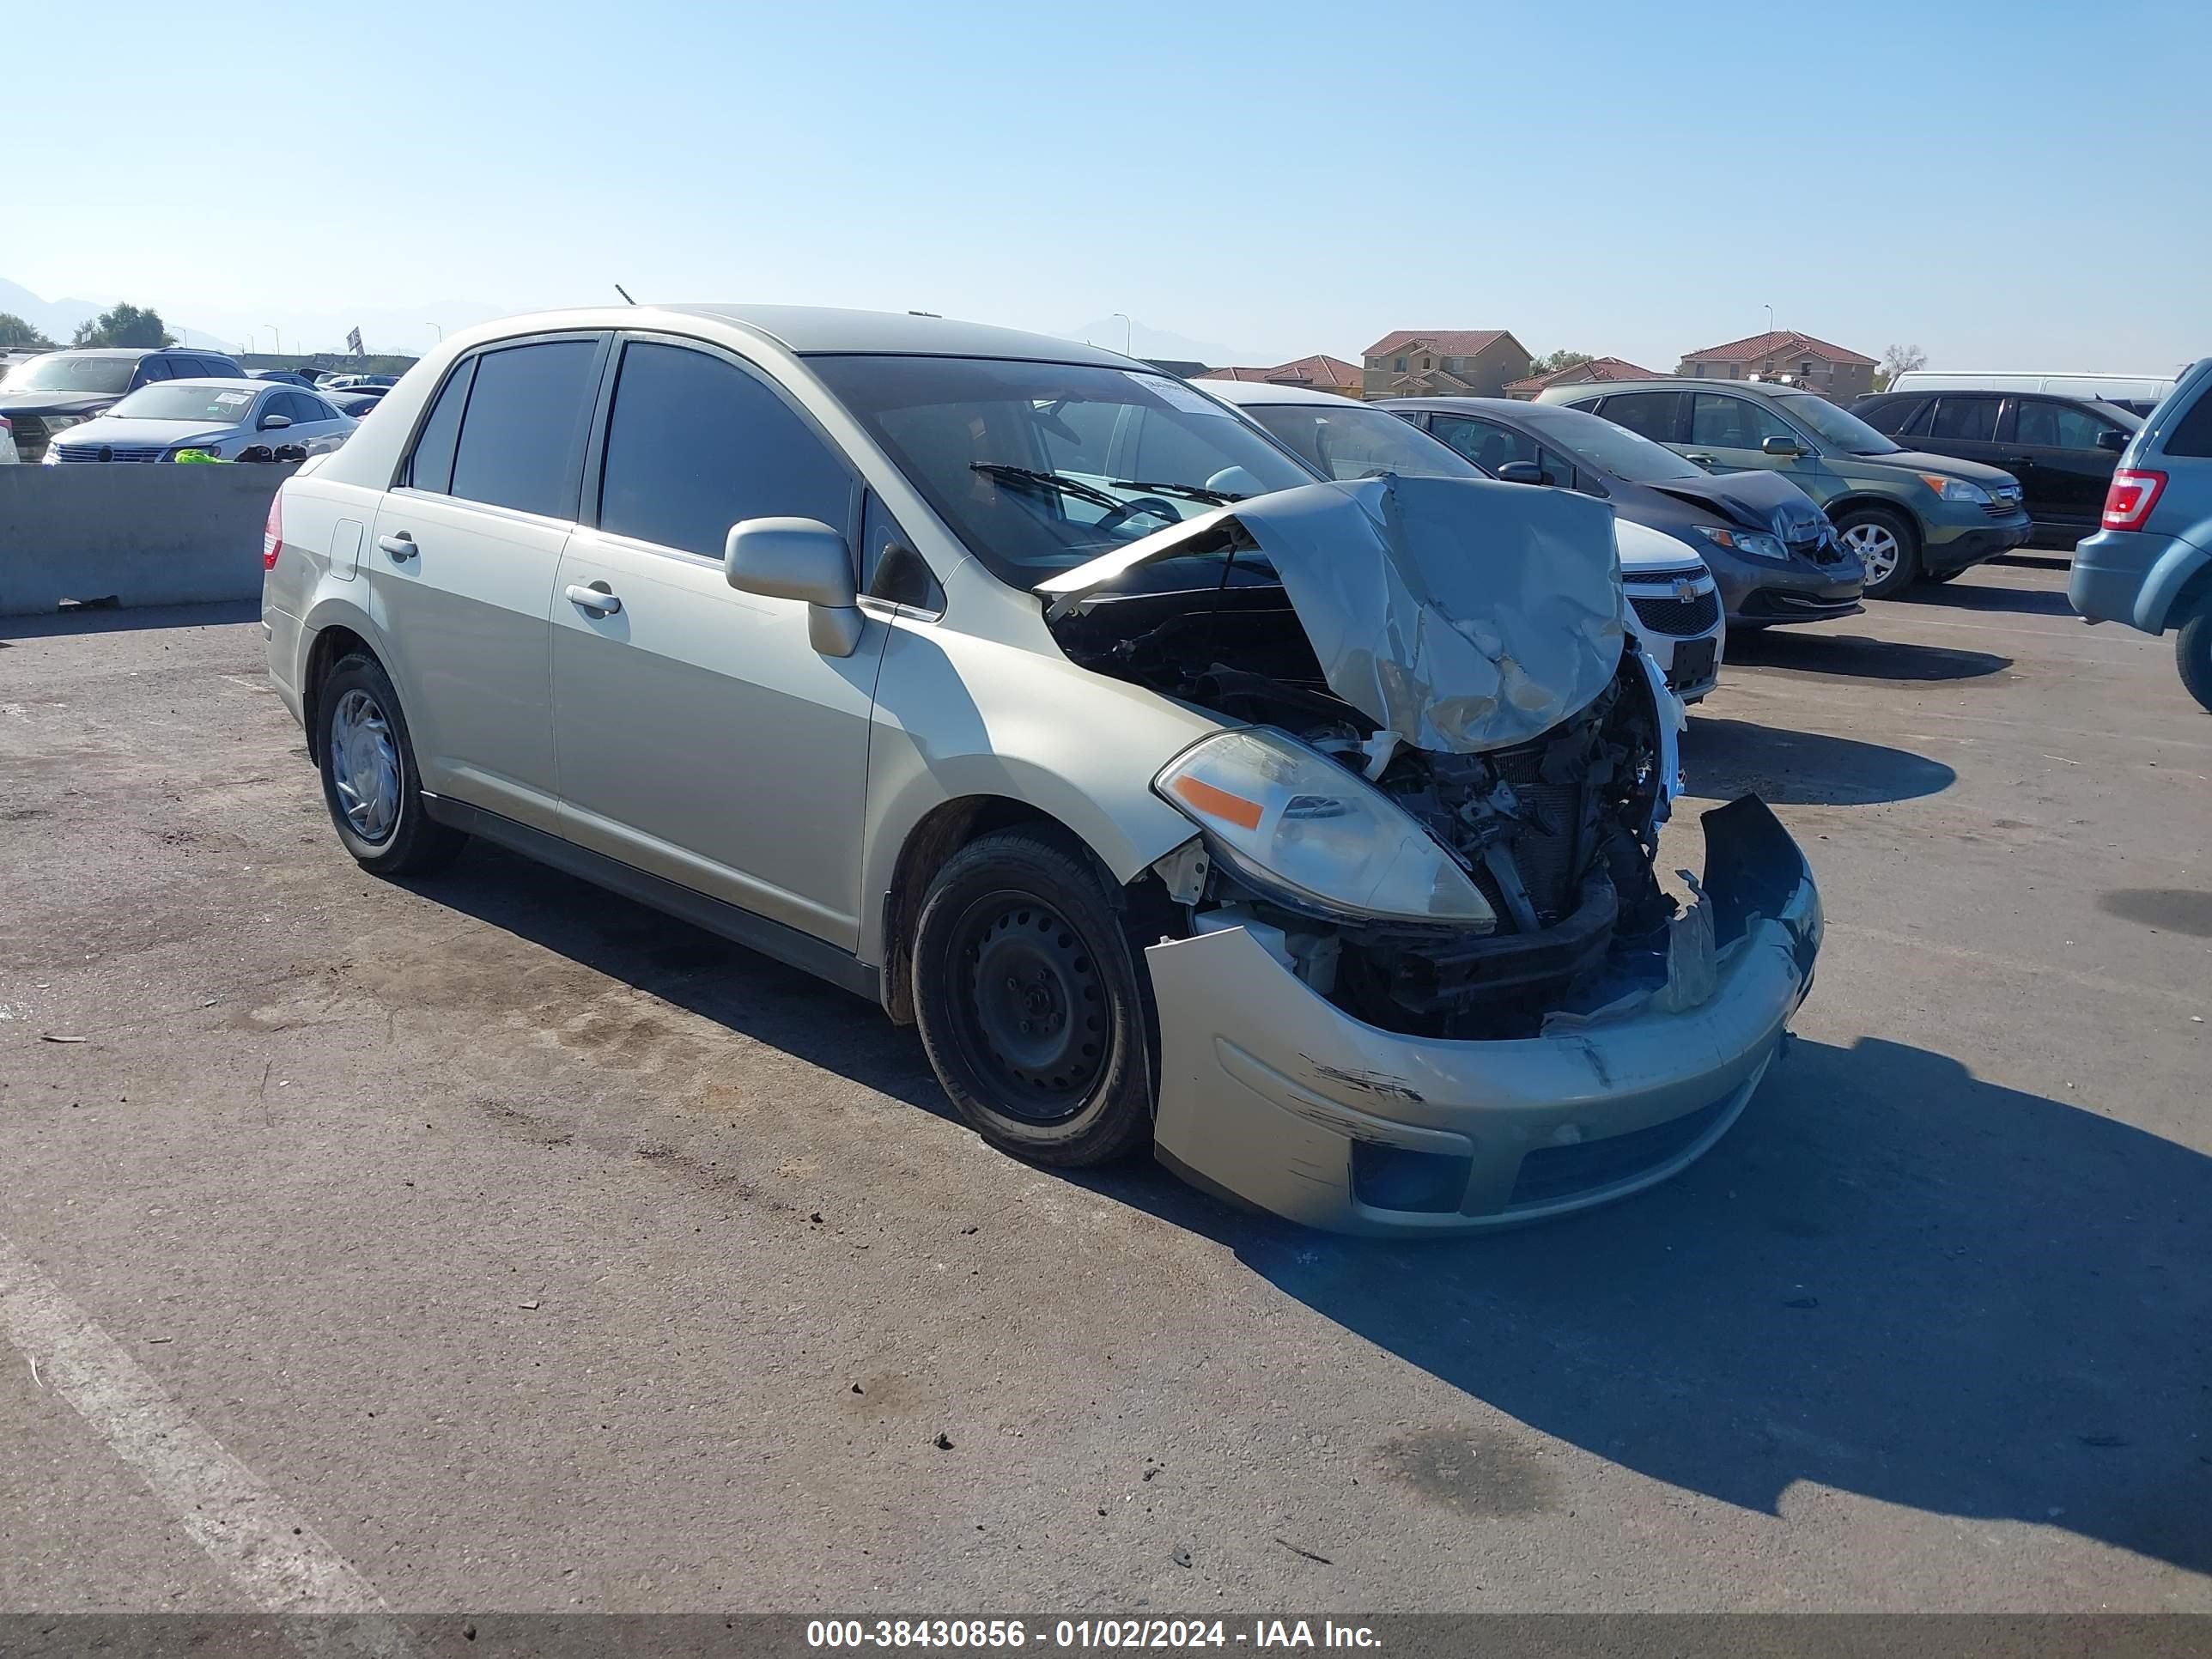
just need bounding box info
[1053,577,1680,1039]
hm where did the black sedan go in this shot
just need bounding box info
[1851,388,2140,550]
[1376,397,1866,629]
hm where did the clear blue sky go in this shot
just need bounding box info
[9,0,2208,371]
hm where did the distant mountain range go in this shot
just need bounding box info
[0,278,106,345]
[1060,318,1261,368]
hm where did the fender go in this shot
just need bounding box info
[2134,531,2212,633]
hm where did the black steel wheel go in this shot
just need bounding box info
[911,828,1156,1166]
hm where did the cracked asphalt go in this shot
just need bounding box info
[1,556,2206,1613]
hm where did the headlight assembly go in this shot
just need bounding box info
[1918,473,1992,505]
[1693,524,1790,562]
[1154,727,1495,928]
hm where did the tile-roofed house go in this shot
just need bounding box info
[1502,356,1665,399]
[1675,330,1880,400]
[1359,330,1529,399]
[1196,355,1363,396]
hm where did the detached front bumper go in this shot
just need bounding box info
[1148,797,1820,1237]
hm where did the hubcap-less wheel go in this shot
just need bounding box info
[329,687,401,842]
[951,896,1106,1122]
[1842,520,1902,586]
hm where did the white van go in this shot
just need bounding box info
[1884,370,2179,416]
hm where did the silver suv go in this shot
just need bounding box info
[263,306,1823,1235]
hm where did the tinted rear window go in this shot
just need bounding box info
[448,339,601,518]
[1595,391,1680,442]
[2163,382,2212,459]
[1929,397,1998,441]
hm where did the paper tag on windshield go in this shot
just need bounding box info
[1128,371,1233,417]
[215,392,251,405]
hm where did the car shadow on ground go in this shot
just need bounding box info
[409,847,2209,1575]
[1723,628,2011,682]
[1684,716,1955,805]
[1899,582,2077,618]
[398,843,959,1124]
[1080,1036,2212,1576]
[0,598,261,641]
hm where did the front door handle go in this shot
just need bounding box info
[1685,453,1717,468]
[565,581,622,617]
[2003,454,2033,466]
[377,532,416,560]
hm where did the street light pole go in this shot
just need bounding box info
[1112,313,1132,356]
[265,324,282,358]
[1765,304,1774,335]
[425,322,444,343]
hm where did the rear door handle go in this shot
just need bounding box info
[377,532,416,560]
[2003,454,2033,466]
[565,581,622,617]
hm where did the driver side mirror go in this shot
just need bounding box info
[258,412,293,431]
[725,517,864,658]
[1494,459,1546,485]
[2096,428,2128,453]
[1760,434,1805,457]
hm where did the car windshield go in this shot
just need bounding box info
[1245,401,1484,481]
[104,384,263,423]
[1,355,137,395]
[1517,403,1711,483]
[808,356,1314,583]
[1770,390,1900,454]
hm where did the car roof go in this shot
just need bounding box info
[1199,380,1364,408]
[155,378,271,391]
[652,303,1139,366]
[1375,395,1531,414]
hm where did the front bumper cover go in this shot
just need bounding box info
[1148,796,1820,1237]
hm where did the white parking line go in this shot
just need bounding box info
[0,1231,410,1650]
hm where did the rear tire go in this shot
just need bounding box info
[1838,505,1922,599]
[2177,591,2212,714]
[315,653,465,876]
[910,827,1157,1168]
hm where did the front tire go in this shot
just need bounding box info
[910,828,1157,1168]
[315,653,465,875]
[2177,591,2212,714]
[1838,505,1922,599]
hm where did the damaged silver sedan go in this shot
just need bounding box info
[264,305,1820,1237]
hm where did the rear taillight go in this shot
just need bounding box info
[263,494,284,570]
[0,415,12,432]
[2102,469,2167,532]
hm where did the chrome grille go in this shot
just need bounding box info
[52,442,166,464]
[1984,486,2023,518]
[1628,588,1721,636]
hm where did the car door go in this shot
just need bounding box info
[550,334,884,950]
[286,391,350,454]
[1682,391,1820,491]
[1583,389,1683,450]
[368,332,606,832]
[1917,393,2009,476]
[2002,397,2126,539]
[1426,413,1578,489]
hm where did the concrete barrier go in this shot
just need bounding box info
[0,463,299,617]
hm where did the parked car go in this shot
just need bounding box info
[1851,388,2141,550]
[1204,379,1724,700]
[44,380,356,464]
[2069,358,2212,711]
[319,374,399,391]
[0,345,246,462]
[325,388,389,419]
[0,415,17,464]
[1540,380,2032,598]
[1381,395,1862,629]
[250,368,324,389]
[264,305,1822,1236]
[1885,369,2177,419]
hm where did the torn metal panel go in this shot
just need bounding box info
[1040,476,1626,753]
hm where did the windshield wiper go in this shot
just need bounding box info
[1108,477,1242,506]
[969,463,1129,514]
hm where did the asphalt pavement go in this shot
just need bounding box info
[1,558,2205,1613]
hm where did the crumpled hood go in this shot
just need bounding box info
[1645,467,1832,541]
[1038,475,1626,754]
[0,390,118,419]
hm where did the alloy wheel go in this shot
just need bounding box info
[1842,520,1902,586]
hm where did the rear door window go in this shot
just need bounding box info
[1928,397,1999,441]
[595,340,855,560]
[404,359,476,494]
[2161,384,2212,459]
[447,338,603,519]
[1688,393,1798,449]
[1595,391,1681,442]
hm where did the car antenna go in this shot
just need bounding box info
[614,284,636,306]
